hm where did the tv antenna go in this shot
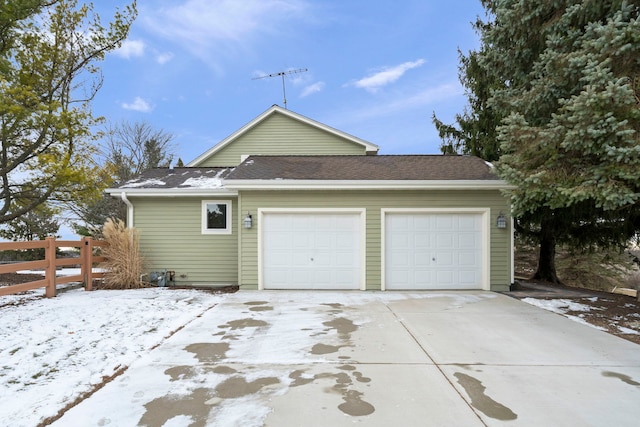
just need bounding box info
[252,68,308,109]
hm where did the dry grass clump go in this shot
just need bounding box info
[626,271,640,300]
[100,219,146,289]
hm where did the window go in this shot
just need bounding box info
[202,200,232,234]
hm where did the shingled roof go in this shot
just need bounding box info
[109,155,504,194]
[226,155,499,181]
[117,167,233,190]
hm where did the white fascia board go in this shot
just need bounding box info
[224,180,515,190]
[105,188,238,197]
[278,108,379,153]
[187,107,275,166]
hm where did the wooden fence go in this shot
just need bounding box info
[0,237,107,298]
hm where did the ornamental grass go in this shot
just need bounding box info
[101,219,146,289]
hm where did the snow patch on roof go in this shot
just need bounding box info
[179,169,228,189]
[484,161,495,169]
[180,176,224,188]
[122,178,166,188]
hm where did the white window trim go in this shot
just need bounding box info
[201,200,232,235]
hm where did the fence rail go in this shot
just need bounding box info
[0,237,107,298]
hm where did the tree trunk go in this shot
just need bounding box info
[533,219,562,284]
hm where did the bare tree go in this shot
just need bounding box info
[102,120,175,184]
[71,120,175,235]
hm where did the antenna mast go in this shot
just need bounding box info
[252,68,308,109]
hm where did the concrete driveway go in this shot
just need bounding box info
[53,291,640,426]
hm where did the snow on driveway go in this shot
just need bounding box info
[1,286,493,427]
[0,288,490,427]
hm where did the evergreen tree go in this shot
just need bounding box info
[437,0,640,283]
[432,48,504,161]
[0,202,60,260]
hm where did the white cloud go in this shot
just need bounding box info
[349,59,426,93]
[113,39,145,59]
[142,0,309,67]
[121,97,153,112]
[331,82,463,124]
[156,52,174,64]
[300,81,325,97]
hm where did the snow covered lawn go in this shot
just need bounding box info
[0,286,224,427]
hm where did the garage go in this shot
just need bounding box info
[383,210,487,290]
[260,210,365,290]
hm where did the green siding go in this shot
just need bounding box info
[132,197,238,284]
[198,113,367,167]
[238,190,512,291]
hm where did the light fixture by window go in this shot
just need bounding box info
[496,212,507,229]
[244,212,253,229]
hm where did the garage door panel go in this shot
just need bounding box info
[458,215,479,230]
[336,238,357,253]
[266,269,289,284]
[436,216,454,230]
[436,252,454,266]
[414,234,431,249]
[413,216,430,230]
[390,270,409,286]
[460,270,478,283]
[335,254,356,267]
[263,212,362,290]
[312,253,331,267]
[390,235,409,250]
[270,251,292,267]
[413,252,430,266]
[413,269,432,286]
[436,270,454,285]
[436,233,454,248]
[386,212,484,290]
[459,252,478,266]
[292,233,310,248]
[458,237,477,249]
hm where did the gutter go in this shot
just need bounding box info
[105,188,238,197]
[121,192,134,227]
[224,180,516,191]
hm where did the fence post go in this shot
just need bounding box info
[44,236,57,298]
[83,236,94,291]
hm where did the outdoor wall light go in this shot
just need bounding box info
[496,212,507,229]
[244,212,253,229]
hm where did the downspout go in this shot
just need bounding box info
[121,192,134,228]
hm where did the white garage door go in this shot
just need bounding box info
[385,213,484,290]
[262,212,362,289]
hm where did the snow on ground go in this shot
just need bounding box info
[0,286,495,427]
[617,325,640,335]
[0,286,224,427]
[4,281,634,426]
[522,297,608,331]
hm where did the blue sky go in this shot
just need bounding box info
[92,0,485,162]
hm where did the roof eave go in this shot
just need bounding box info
[224,179,515,190]
[105,188,238,197]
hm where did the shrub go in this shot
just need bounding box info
[101,219,146,289]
